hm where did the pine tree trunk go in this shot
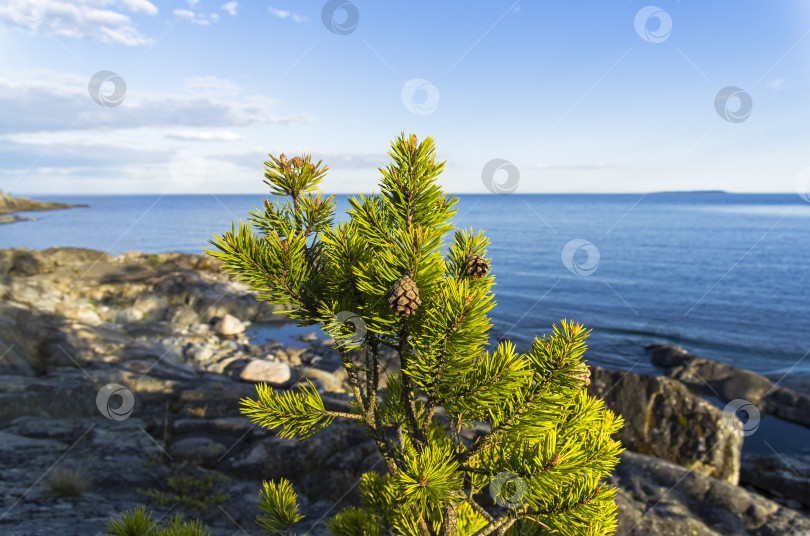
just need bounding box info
[440,502,458,536]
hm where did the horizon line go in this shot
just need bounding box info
[6,190,804,197]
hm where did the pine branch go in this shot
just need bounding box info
[463,493,495,524]
[472,513,516,536]
[458,353,573,465]
[398,325,427,447]
[240,380,335,440]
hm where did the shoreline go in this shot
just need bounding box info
[0,191,87,224]
[0,246,808,534]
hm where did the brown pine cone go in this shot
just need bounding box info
[571,363,590,387]
[389,274,421,318]
[465,254,489,279]
[291,156,304,168]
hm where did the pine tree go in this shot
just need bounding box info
[107,133,622,536]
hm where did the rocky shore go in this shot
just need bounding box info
[0,247,808,535]
[0,191,86,224]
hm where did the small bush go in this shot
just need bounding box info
[44,465,92,498]
[138,463,230,513]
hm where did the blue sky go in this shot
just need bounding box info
[1,0,809,194]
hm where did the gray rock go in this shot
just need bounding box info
[297,367,345,393]
[740,452,810,509]
[0,374,99,420]
[651,345,810,428]
[167,436,227,468]
[589,366,743,484]
[214,313,248,336]
[131,293,169,320]
[298,331,319,342]
[112,307,144,324]
[0,431,67,450]
[238,360,294,386]
[613,450,810,536]
[170,305,199,326]
[188,322,210,335]
[648,344,691,368]
[185,345,215,362]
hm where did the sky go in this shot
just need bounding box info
[1,0,809,195]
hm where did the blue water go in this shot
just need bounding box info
[3,193,809,378]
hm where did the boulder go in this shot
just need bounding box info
[214,314,247,336]
[648,344,691,367]
[237,360,294,386]
[588,366,743,484]
[650,345,810,428]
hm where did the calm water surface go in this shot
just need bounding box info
[3,193,809,379]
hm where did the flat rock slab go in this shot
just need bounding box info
[613,450,810,536]
[0,431,66,450]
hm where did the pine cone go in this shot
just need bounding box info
[389,274,421,318]
[571,363,590,387]
[291,156,304,168]
[465,254,489,279]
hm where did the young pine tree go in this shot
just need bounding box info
[206,133,623,536]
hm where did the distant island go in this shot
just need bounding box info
[0,190,87,224]
[652,190,729,194]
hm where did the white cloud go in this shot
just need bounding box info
[268,6,305,23]
[165,130,244,141]
[536,162,620,171]
[766,78,785,91]
[0,70,313,134]
[0,0,158,46]
[173,8,216,25]
[185,76,240,97]
[117,0,158,16]
[222,1,237,16]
